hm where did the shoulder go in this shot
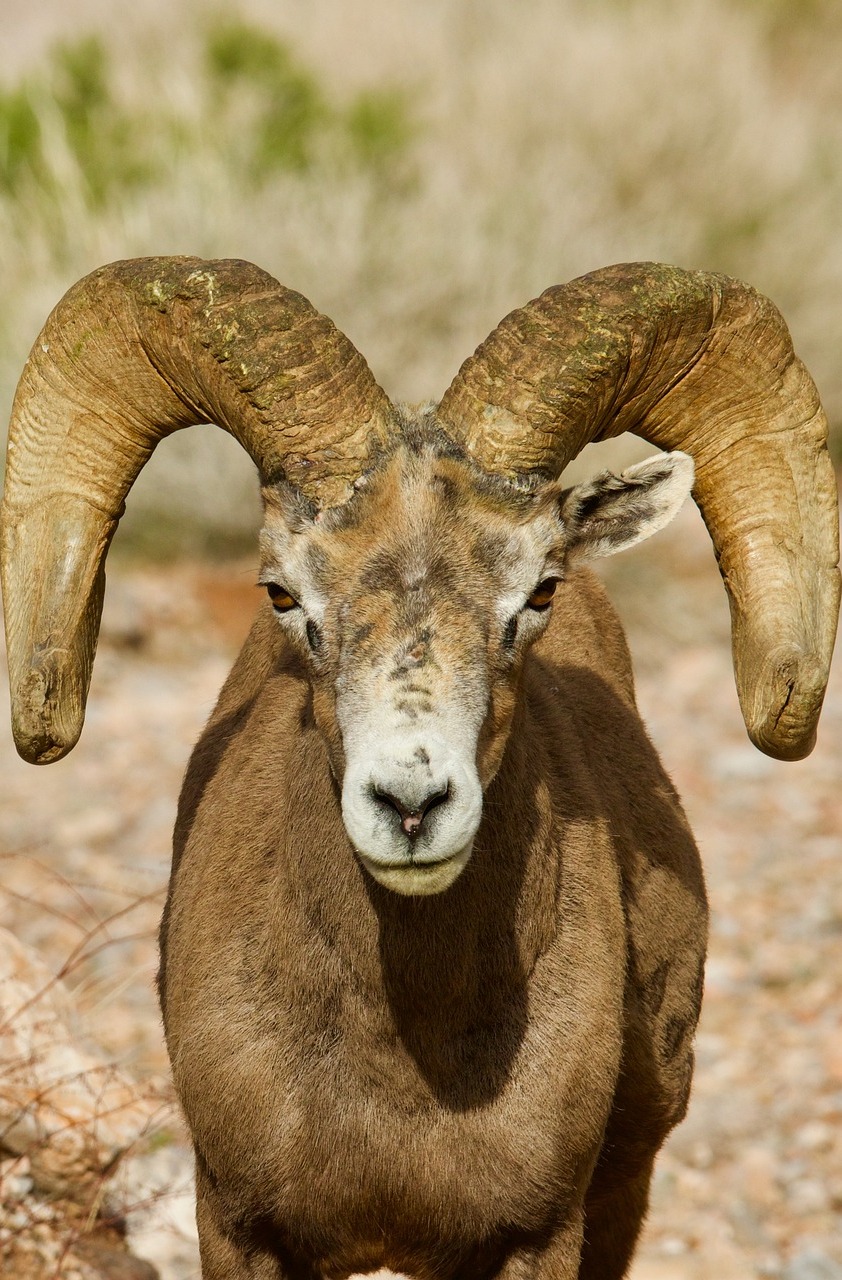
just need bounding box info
[536,567,636,705]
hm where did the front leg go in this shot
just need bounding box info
[493,1213,584,1280]
[197,1195,288,1280]
[577,1156,654,1280]
[196,1164,316,1280]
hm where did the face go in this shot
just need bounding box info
[258,432,568,897]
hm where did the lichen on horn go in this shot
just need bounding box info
[0,257,396,765]
[438,261,840,761]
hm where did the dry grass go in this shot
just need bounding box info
[1,0,841,552]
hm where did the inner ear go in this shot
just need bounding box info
[558,451,695,561]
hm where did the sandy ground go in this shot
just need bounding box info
[1,500,840,1279]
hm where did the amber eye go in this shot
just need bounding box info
[265,583,299,612]
[526,578,557,610]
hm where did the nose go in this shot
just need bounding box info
[373,784,450,840]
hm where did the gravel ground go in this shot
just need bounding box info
[1,501,840,1279]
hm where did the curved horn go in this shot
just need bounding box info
[1,256,395,765]
[438,262,840,761]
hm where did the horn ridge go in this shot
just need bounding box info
[1,255,396,763]
[437,261,840,761]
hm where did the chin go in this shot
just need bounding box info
[357,844,473,896]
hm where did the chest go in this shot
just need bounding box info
[174,869,626,1250]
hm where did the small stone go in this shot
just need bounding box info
[782,1250,842,1280]
[794,1121,834,1152]
[786,1178,830,1214]
[686,1138,714,1169]
[822,1029,842,1086]
[739,1145,782,1210]
[713,744,776,780]
[73,1237,160,1280]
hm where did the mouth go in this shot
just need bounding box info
[356,843,473,896]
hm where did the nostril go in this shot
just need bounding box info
[419,785,449,821]
[372,784,450,839]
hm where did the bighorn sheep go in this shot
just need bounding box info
[2,258,839,1279]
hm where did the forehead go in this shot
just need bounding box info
[279,443,547,595]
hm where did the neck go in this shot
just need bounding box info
[280,680,561,1108]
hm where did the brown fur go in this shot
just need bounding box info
[158,441,707,1280]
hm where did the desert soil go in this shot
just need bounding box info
[1,501,840,1279]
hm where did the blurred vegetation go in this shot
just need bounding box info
[0,0,840,556]
[204,22,413,181]
[206,23,329,174]
[0,21,413,211]
[0,37,153,206]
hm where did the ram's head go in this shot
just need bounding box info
[2,259,838,891]
[258,416,693,893]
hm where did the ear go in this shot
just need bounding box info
[560,451,695,561]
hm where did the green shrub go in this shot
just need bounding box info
[0,86,42,196]
[53,37,123,204]
[0,36,156,209]
[0,24,416,214]
[345,88,415,171]
[205,23,328,176]
[203,21,414,182]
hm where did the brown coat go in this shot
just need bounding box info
[159,568,707,1280]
